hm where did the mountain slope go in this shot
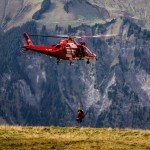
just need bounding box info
[1,0,150,31]
[0,0,42,30]
[0,17,150,128]
[0,0,150,128]
[89,0,150,29]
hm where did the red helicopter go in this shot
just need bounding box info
[22,32,116,64]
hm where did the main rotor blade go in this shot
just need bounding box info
[75,34,118,39]
[28,34,118,39]
[29,34,69,38]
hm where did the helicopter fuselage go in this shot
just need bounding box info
[22,33,96,64]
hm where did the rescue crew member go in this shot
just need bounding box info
[76,109,85,123]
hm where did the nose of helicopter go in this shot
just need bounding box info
[93,53,96,58]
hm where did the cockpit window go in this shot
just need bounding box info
[84,46,92,55]
[67,43,77,48]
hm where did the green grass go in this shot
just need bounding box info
[0,126,150,150]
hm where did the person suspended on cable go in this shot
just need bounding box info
[76,109,85,123]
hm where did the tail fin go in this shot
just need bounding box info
[23,32,34,46]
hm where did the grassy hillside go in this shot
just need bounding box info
[0,126,150,149]
[89,0,150,29]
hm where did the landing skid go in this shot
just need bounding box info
[56,58,61,64]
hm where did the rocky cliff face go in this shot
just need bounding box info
[0,0,150,128]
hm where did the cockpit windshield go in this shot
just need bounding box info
[83,46,93,55]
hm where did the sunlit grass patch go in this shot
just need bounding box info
[0,126,150,149]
